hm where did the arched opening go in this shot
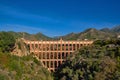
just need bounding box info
[54,52,57,59]
[47,53,49,59]
[58,52,61,59]
[51,61,53,68]
[62,52,64,59]
[47,61,49,68]
[66,52,68,57]
[43,52,45,59]
[55,61,57,68]
[58,61,61,67]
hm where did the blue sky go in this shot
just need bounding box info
[0,0,120,36]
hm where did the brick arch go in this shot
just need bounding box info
[24,39,93,71]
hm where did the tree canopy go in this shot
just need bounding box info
[0,32,15,52]
[55,39,120,80]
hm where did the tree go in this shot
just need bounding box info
[0,32,15,52]
[55,39,120,80]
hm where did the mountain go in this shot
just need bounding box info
[2,31,52,40]
[61,28,116,40]
[33,32,52,40]
[1,25,120,41]
[100,28,111,32]
[78,28,112,40]
[61,25,120,40]
[111,25,120,33]
[58,32,78,40]
[100,25,120,33]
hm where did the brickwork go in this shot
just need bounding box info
[24,39,93,71]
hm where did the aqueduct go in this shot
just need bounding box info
[23,39,93,71]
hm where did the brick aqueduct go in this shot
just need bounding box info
[24,39,93,72]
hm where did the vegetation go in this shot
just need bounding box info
[1,25,120,41]
[0,32,15,52]
[1,25,120,80]
[0,52,53,80]
[61,28,116,40]
[6,31,52,40]
[0,32,53,80]
[54,39,120,80]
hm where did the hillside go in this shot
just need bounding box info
[1,26,120,80]
[100,25,120,33]
[7,31,52,41]
[1,25,120,41]
[61,28,116,40]
[55,39,120,80]
[78,28,116,40]
[111,25,120,33]
[0,52,53,80]
[0,32,53,80]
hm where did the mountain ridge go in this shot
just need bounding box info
[1,25,120,40]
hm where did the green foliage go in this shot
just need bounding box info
[61,28,116,40]
[0,52,53,80]
[7,31,52,41]
[0,32,15,52]
[1,31,120,80]
[55,39,120,80]
[0,74,8,80]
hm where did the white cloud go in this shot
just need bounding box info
[0,24,47,34]
[0,5,61,23]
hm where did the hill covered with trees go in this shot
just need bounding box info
[54,39,120,80]
[60,28,116,40]
[0,53,53,80]
[0,32,53,80]
[1,31,52,41]
[1,26,120,80]
[1,25,120,41]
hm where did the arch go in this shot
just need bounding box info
[54,52,57,59]
[51,61,53,68]
[58,61,61,67]
[47,61,49,68]
[62,52,64,59]
[55,61,57,68]
[58,52,61,59]
[47,53,49,59]
[23,40,93,72]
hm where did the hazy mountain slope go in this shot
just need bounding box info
[61,28,116,40]
[100,25,120,33]
[61,25,120,40]
[111,25,120,33]
[78,28,116,40]
[100,28,111,32]
[33,32,52,40]
[2,25,120,41]
[59,32,78,40]
[2,31,52,40]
